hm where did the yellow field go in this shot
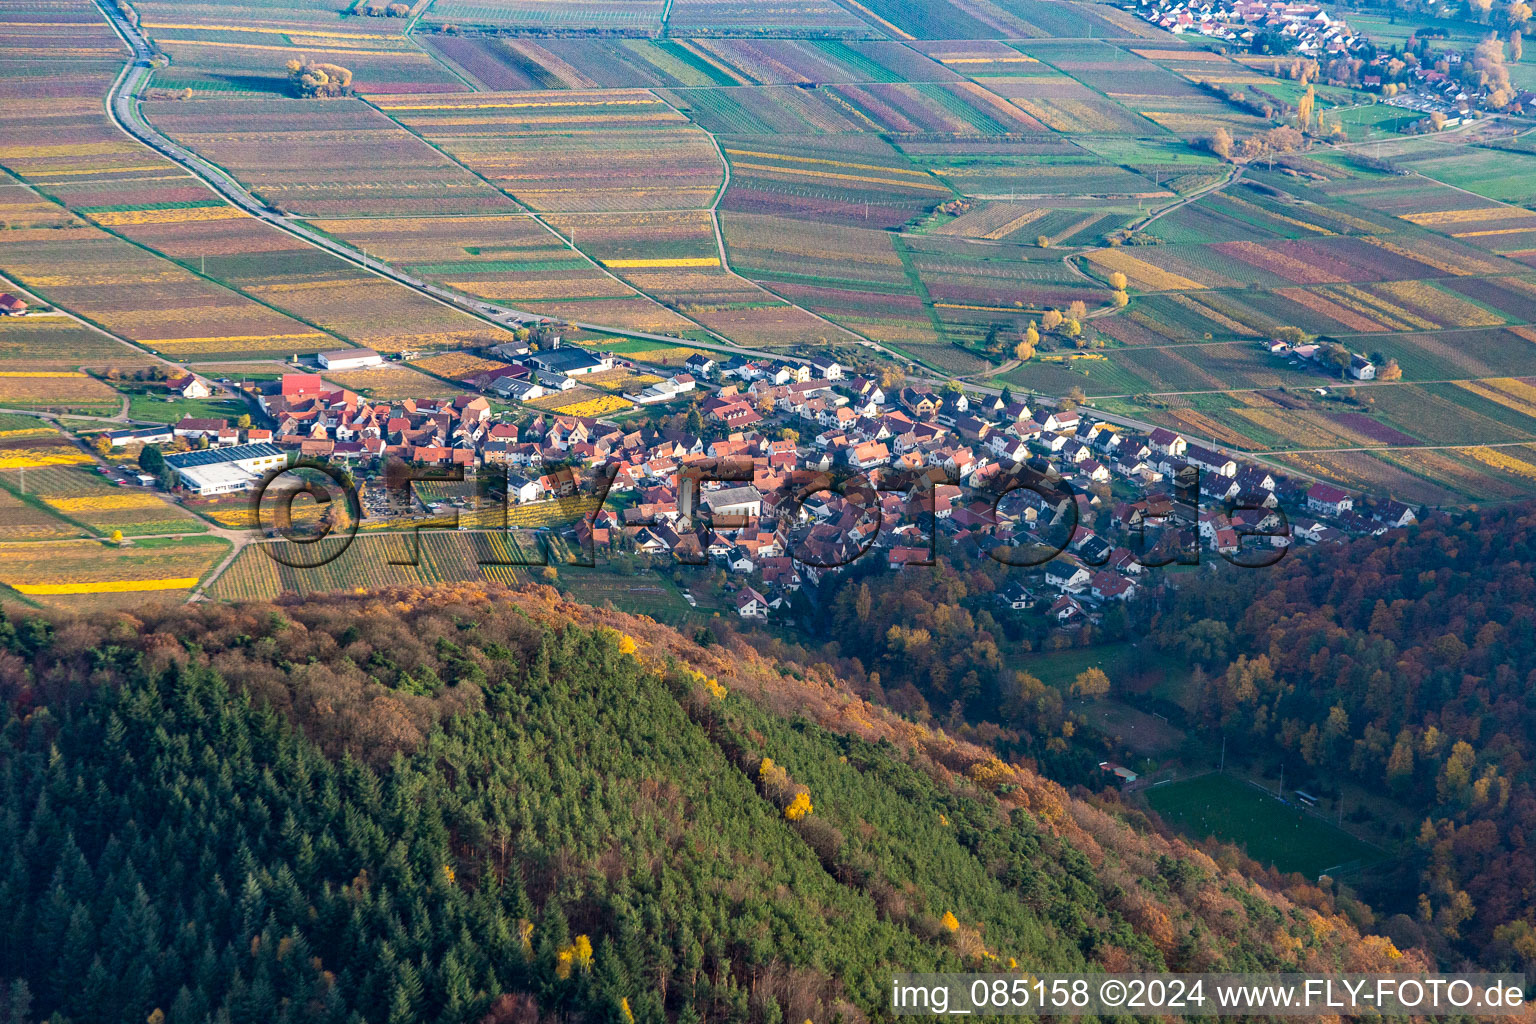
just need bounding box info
[1086,249,1206,292]
[552,394,632,417]
[1465,445,1536,481]
[1399,207,1535,226]
[1456,378,1536,418]
[0,536,228,605]
[89,206,245,227]
[0,445,91,469]
[602,257,720,269]
[43,492,165,513]
[13,577,201,595]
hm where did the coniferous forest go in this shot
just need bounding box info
[0,586,1425,1024]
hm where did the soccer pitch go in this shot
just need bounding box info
[1145,773,1382,878]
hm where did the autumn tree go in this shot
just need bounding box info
[1070,667,1110,699]
[1107,271,1128,291]
[1297,84,1315,130]
[287,58,353,97]
[1206,126,1234,160]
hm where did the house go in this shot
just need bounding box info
[1306,482,1354,515]
[506,473,542,504]
[488,341,531,361]
[996,582,1035,610]
[735,586,769,618]
[809,356,843,380]
[1184,444,1237,477]
[1044,560,1091,592]
[685,353,716,376]
[172,417,228,440]
[846,441,889,470]
[535,371,576,391]
[489,377,544,402]
[1049,594,1084,624]
[167,375,212,399]
[0,293,27,316]
[1043,410,1079,433]
[318,348,383,371]
[899,387,938,417]
[1349,354,1376,380]
[1099,762,1139,784]
[1089,572,1135,602]
[1148,428,1187,456]
[1375,499,1417,528]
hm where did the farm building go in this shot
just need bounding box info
[106,426,175,448]
[0,293,27,315]
[318,348,383,371]
[526,347,610,377]
[704,485,763,519]
[165,442,288,496]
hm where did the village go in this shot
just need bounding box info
[1138,0,1533,118]
[90,337,1422,626]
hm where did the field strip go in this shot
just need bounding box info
[722,148,935,178]
[12,577,201,595]
[142,22,405,38]
[833,0,915,38]
[156,39,419,56]
[729,161,950,192]
[1263,441,1536,455]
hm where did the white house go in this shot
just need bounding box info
[1043,410,1079,433]
[736,587,769,618]
[1306,482,1354,515]
[809,356,843,380]
[506,473,543,504]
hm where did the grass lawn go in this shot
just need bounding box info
[1340,10,1487,49]
[1020,641,1182,692]
[557,568,702,626]
[125,394,248,424]
[1333,102,1418,139]
[1080,699,1186,757]
[1144,772,1382,877]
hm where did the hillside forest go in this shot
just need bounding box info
[0,585,1424,1024]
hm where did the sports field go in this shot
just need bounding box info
[1145,772,1381,877]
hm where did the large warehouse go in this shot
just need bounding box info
[164,443,288,496]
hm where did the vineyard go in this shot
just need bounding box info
[0,535,228,611]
